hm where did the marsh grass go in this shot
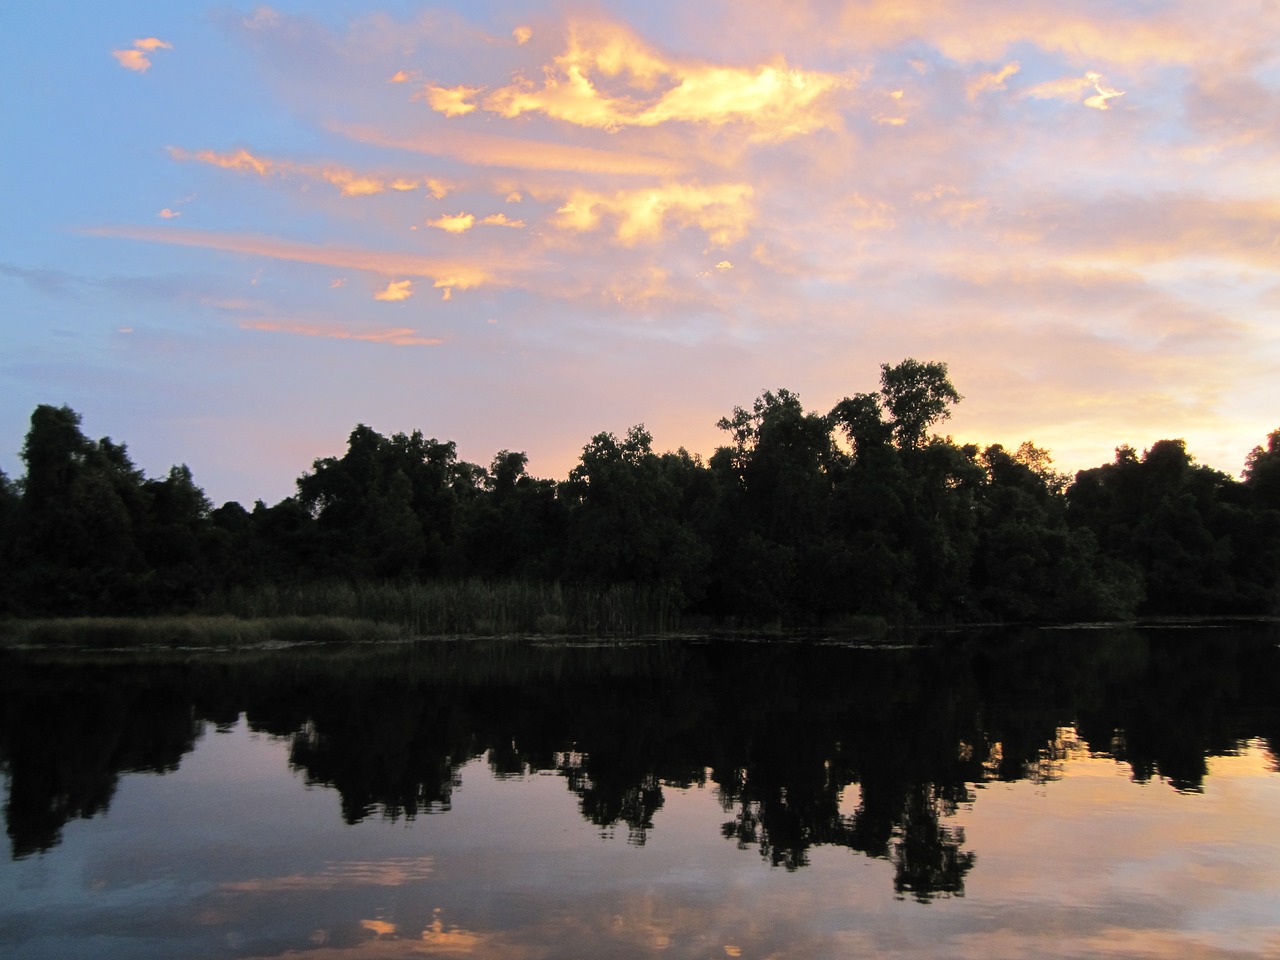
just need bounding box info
[205,579,682,637]
[0,614,406,648]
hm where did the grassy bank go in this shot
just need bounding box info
[204,578,685,637]
[0,580,896,648]
[0,614,407,648]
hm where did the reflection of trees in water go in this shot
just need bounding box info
[2,624,1278,900]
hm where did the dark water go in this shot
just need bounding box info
[2,623,1279,959]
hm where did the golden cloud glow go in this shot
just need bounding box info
[432,268,489,300]
[513,26,533,45]
[1084,72,1125,110]
[320,168,385,197]
[242,320,440,346]
[133,37,171,52]
[158,208,181,219]
[420,915,483,949]
[168,146,438,198]
[360,920,396,937]
[374,279,414,301]
[439,21,845,139]
[89,225,502,292]
[428,213,476,233]
[967,61,1020,100]
[422,84,481,117]
[552,182,753,244]
[332,122,688,176]
[1025,71,1124,109]
[169,147,273,176]
[387,70,413,84]
[480,214,526,228]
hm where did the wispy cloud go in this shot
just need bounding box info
[84,225,506,294]
[241,319,440,346]
[967,61,1020,101]
[1025,71,1122,108]
[331,122,688,176]
[168,147,445,198]
[373,279,414,301]
[112,37,171,73]
[552,182,753,245]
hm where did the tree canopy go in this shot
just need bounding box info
[3,360,1277,624]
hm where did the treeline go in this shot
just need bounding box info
[1,359,1278,625]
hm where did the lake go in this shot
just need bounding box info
[2,622,1279,959]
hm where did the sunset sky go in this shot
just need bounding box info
[3,1,1278,505]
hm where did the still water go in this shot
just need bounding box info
[2,623,1279,959]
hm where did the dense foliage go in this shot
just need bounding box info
[2,359,1278,624]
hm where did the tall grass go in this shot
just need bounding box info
[204,579,683,636]
[0,614,406,648]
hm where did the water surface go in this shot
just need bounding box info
[2,623,1278,958]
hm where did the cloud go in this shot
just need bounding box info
[428,213,476,233]
[241,320,440,346]
[967,61,1021,100]
[1083,72,1125,110]
[552,182,753,245]
[331,122,688,176]
[421,84,481,117]
[433,20,847,140]
[373,279,414,301]
[85,225,505,293]
[168,146,438,198]
[481,214,526,228]
[112,49,152,73]
[112,37,172,73]
[158,208,181,219]
[513,26,533,45]
[1024,71,1125,109]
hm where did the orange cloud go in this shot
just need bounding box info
[242,320,440,346]
[169,147,272,175]
[428,213,476,233]
[1083,72,1125,110]
[168,146,437,198]
[332,122,688,176]
[552,182,753,245]
[374,279,414,301]
[157,208,181,219]
[481,214,526,228]
[469,22,847,139]
[112,37,171,72]
[112,49,152,72]
[513,26,533,45]
[1025,71,1124,109]
[421,84,481,117]
[87,225,503,292]
[967,61,1020,100]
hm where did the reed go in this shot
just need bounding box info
[0,614,406,648]
[204,579,682,636]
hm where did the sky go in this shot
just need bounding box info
[2,1,1278,506]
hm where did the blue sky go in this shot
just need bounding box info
[3,1,1278,505]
